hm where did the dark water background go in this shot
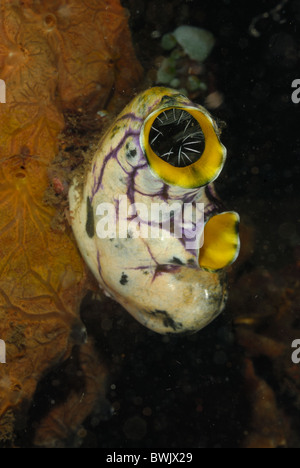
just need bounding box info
[25,0,300,448]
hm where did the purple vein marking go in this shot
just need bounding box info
[204,185,223,221]
[115,113,144,124]
[91,129,140,201]
[138,240,182,283]
[126,164,148,205]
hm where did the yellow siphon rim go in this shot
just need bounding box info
[199,211,240,272]
[140,105,227,189]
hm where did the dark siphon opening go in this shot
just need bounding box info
[149,108,205,168]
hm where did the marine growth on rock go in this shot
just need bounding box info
[0,0,142,446]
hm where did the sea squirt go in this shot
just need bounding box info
[69,87,240,334]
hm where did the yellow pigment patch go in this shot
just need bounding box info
[199,212,240,271]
